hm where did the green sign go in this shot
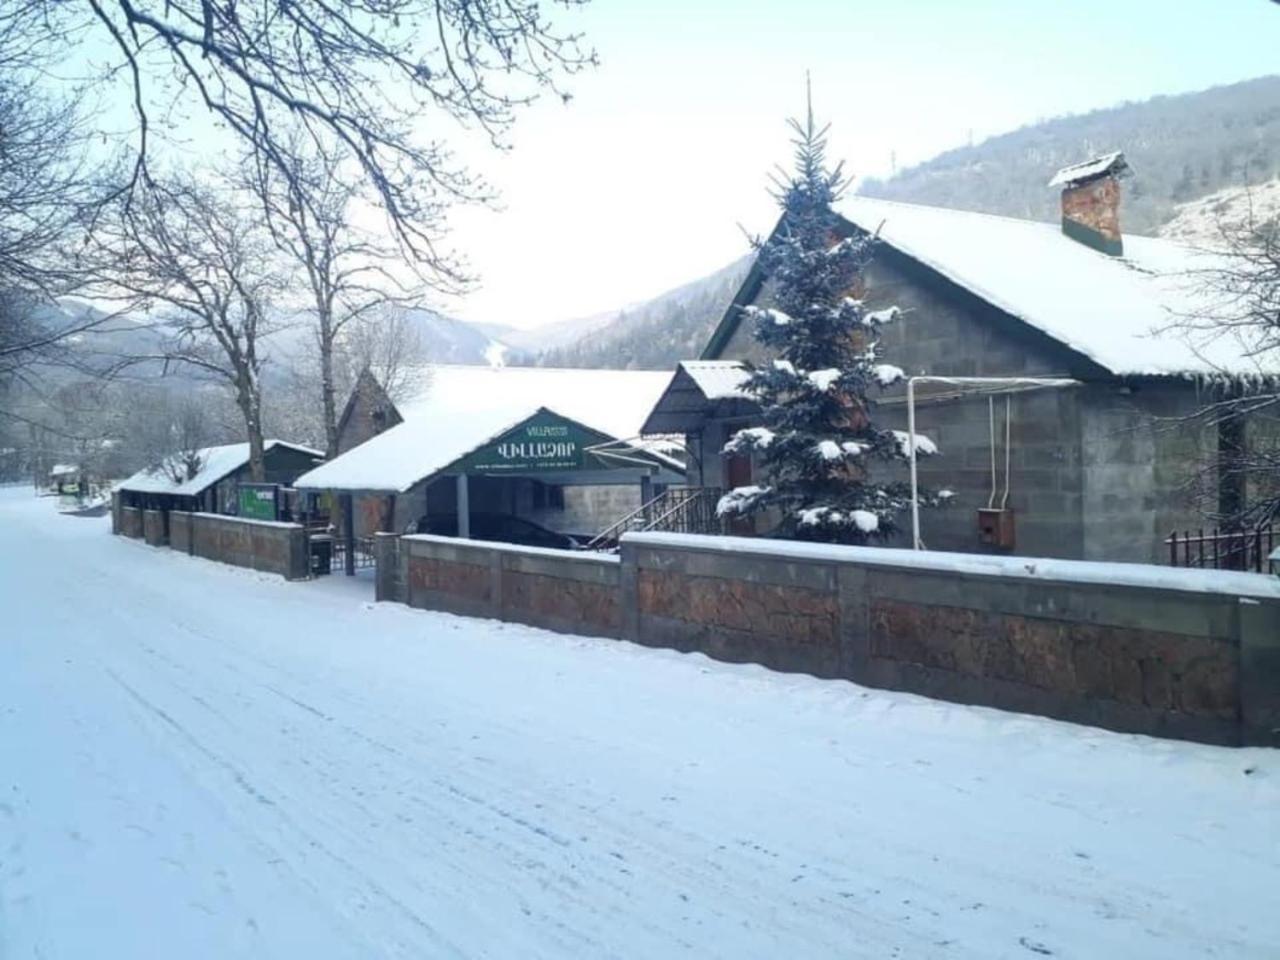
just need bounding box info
[463,411,593,474]
[238,484,278,521]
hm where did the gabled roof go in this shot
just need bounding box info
[117,440,323,496]
[294,364,679,493]
[641,361,757,435]
[703,196,1260,379]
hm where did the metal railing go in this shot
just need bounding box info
[1165,526,1277,573]
[332,535,378,571]
[587,486,726,550]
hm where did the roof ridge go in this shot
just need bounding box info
[402,362,673,375]
[844,195,1198,252]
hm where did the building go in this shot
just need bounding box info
[643,153,1276,563]
[293,364,684,553]
[48,463,80,495]
[114,440,323,518]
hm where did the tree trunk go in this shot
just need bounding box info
[1218,407,1246,532]
[320,327,339,458]
[236,370,267,482]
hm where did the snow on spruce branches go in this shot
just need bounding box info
[717,101,944,543]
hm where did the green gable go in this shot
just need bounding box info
[450,408,668,476]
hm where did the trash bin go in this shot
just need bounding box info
[310,534,333,576]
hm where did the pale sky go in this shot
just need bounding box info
[437,0,1280,329]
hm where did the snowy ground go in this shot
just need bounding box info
[1,487,1277,959]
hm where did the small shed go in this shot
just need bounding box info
[48,463,80,495]
[115,440,324,516]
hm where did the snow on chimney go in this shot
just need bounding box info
[1048,151,1131,256]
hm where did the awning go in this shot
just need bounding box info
[641,361,759,435]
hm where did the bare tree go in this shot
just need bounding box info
[5,0,593,277]
[1168,190,1280,533]
[341,305,430,403]
[247,150,412,457]
[84,174,282,481]
[0,60,102,380]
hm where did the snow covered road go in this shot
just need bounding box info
[1,487,1277,959]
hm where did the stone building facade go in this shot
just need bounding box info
[645,156,1267,564]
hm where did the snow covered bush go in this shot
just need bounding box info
[718,97,944,543]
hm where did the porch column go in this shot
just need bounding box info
[456,473,470,539]
[341,492,355,576]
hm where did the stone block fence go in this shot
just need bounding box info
[112,493,309,580]
[378,531,1280,747]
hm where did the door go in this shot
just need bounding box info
[724,452,754,535]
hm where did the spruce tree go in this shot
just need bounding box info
[717,96,946,543]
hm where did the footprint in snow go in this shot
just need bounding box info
[1019,937,1053,955]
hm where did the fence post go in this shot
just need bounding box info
[374,533,402,603]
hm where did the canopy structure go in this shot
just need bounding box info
[641,361,757,435]
[904,377,1081,551]
[296,365,682,495]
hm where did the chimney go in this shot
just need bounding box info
[1048,151,1131,256]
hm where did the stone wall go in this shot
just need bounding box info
[715,252,1094,559]
[170,510,193,554]
[375,530,1280,747]
[142,509,167,546]
[180,512,310,580]
[386,534,622,638]
[117,504,305,578]
[119,505,143,539]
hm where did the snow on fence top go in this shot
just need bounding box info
[623,531,1280,600]
[116,440,322,497]
[295,365,675,493]
[837,195,1264,379]
[191,511,304,530]
[403,533,622,565]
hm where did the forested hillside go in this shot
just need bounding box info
[859,75,1280,235]
[534,256,752,370]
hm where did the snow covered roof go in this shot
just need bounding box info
[641,361,758,435]
[1047,151,1130,188]
[295,365,678,493]
[834,196,1260,378]
[49,464,78,477]
[116,440,323,497]
[680,361,752,400]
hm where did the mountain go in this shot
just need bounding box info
[1157,178,1280,247]
[530,256,753,370]
[396,307,509,365]
[859,75,1280,236]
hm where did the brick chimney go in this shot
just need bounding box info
[1048,151,1131,256]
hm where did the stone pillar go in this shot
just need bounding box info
[374,533,403,603]
[456,473,470,539]
[1240,598,1280,746]
[619,537,639,643]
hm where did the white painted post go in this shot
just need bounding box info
[456,473,470,539]
[908,377,921,550]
